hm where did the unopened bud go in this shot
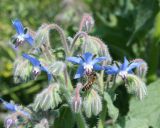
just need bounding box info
[131,59,148,78]
[32,83,62,111]
[13,57,33,83]
[126,74,147,100]
[83,89,102,117]
[79,14,94,33]
[71,83,82,113]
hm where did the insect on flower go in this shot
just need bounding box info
[105,57,143,80]
[22,53,52,81]
[66,52,106,79]
[12,19,34,48]
[82,72,97,91]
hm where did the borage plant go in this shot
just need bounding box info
[0,14,148,128]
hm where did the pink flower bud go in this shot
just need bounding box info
[71,83,82,112]
[79,14,94,33]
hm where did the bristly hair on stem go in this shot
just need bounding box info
[46,24,70,56]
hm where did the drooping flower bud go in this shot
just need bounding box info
[83,89,102,117]
[131,59,148,78]
[32,83,62,111]
[13,57,33,83]
[71,83,82,113]
[79,14,94,33]
[126,74,147,100]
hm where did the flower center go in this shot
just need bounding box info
[33,66,41,76]
[15,35,25,48]
[83,64,93,75]
[17,35,25,42]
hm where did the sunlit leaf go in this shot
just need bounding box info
[126,79,160,128]
[104,92,119,122]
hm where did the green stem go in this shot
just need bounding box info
[70,31,88,54]
[98,71,105,92]
[75,112,88,128]
[47,24,70,56]
[98,100,107,128]
[63,67,73,91]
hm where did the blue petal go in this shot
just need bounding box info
[0,98,16,111]
[66,57,82,64]
[93,64,104,71]
[105,65,119,75]
[21,110,31,119]
[74,65,85,79]
[91,56,107,65]
[4,103,17,112]
[22,53,40,66]
[0,98,4,103]
[120,57,129,71]
[47,73,52,81]
[12,19,24,34]
[24,34,34,46]
[82,52,93,63]
[126,62,142,73]
[40,66,52,81]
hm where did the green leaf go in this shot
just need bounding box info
[126,79,160,128]
[75,113,88,128]
[125,118,148,128]
[104,92,119,122]
[127,0,159,45]
[54,105,75,128]
[106,124,122,128]
[153,11,160,39]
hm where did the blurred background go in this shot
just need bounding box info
[0,0,160,127]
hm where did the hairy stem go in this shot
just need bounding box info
[46,24,70,56]
[75,112,88,128]
[63,67,73,91]
[98,100,107,128]
[70,31,88,53]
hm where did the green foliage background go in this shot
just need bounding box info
[0,0,160,127]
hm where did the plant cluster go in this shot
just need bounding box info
[0,14,148,128]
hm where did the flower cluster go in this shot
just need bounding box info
[0,15,148,128]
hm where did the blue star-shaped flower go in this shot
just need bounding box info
[0,98,31,119]
[66,52,107,79]
[12,19,34,48]
[0,98,18,112]
[105,57,142,79]
[22,53,52,81]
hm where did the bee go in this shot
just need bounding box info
[82,72,97,91]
